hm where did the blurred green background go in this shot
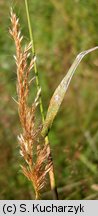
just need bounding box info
[0,0,98,199]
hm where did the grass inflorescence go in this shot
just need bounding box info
[9,10,52,199]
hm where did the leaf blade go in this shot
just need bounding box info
[42,46,98,137]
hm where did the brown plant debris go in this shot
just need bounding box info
[9,9,51,199]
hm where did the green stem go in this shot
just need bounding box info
[25,0,44,123]
[24,0,58,199]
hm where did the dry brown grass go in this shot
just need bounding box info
[9,10,51,199]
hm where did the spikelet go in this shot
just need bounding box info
[10,10,51,199]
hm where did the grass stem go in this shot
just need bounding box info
[24,0,58,199]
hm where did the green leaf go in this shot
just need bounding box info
[41,46,98,137]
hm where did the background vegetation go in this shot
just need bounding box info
[0,0,98,199]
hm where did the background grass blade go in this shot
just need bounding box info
[42,46,98,137]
